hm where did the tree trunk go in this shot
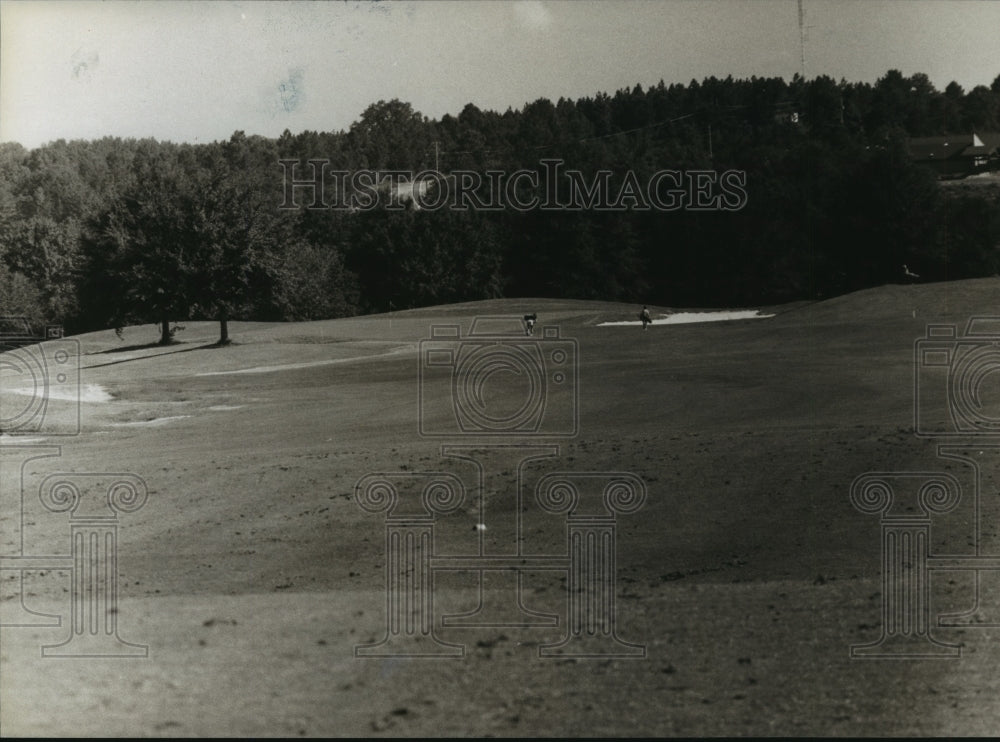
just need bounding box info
[159,318,171,345]
[218,316,230,346]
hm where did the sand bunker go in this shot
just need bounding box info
[1,383,112,402]
[598,310,774,327]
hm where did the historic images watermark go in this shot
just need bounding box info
[354,317,647,658]
[279,158,748,212]
[851,317,1000,659]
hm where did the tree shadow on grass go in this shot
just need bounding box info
[91,340,185,355]
[84,340,237,369]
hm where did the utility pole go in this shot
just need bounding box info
[433,140,440,172]
[798,0,806,79]
[797,0,814,80]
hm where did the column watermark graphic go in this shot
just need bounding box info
[355,317,648,659]
[0,456,149,658]
[851,316,1000,659]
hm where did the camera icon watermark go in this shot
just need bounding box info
[0,323,80,436]
[914,317,1000,437]
[852,315,1000,659]
[418,317,578,437]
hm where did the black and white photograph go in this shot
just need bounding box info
[2,0,1000,736]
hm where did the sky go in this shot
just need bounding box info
[2,0,999,149]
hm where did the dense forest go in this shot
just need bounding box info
[2,70,1000,340]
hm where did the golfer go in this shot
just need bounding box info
[523,313,537,336]
[639,306,652,331]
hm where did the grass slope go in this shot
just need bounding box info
[3,279,1000,736]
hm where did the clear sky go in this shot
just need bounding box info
[2,0,999,149]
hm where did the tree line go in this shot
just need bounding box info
[2,70,999,342]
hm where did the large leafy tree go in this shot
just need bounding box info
[80,144,200,344]
[81,136,294,345]
[9,71,1000,326]
[189,135,286,344]
[347,99,436,171]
